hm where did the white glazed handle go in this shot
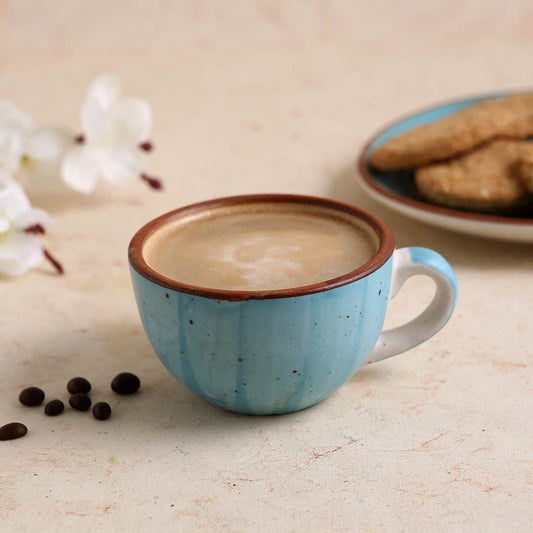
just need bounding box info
[368,247,458,363]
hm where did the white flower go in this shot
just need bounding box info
[61,73,155,194]
[0,101,69,177]
[0,178,52,276]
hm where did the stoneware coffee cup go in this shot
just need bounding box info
[129,194,458,415]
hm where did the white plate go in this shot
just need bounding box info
[357,92,533,243]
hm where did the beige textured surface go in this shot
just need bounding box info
[1,1,532,532]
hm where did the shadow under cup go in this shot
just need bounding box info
[128,195,408,415]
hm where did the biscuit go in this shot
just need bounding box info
[516,143,533,193]
[414,140,530,211]
[370,95,533,170]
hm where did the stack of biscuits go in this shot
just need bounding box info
[369,95,533,213]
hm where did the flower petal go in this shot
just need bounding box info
[86,73,122,110]
[0,179,31,218]
[12,207,51,231]
[111,98,152,145]
[99,146,142,185]
[25,126,74,161]
[0,100,34,133]
[0,170,15,187]
[61,146,100,194]
[0,215,10,234]
[0,232,44,277]
[0,101,34,174]
[81,99,111,146]
[0,128,24,174]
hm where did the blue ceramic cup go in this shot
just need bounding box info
[129,195,457,415]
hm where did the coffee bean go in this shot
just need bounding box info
[92,402,112,420]
[0,422,28,441]
[69,393,92,411]
[67,377,91,395]
[19,387,45,407]
[111,372,140,395]
[44,399,64,416]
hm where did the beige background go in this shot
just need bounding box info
[1,1,532,531]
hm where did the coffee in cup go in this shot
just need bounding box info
[129,194,458,414]
[143,200,378,291]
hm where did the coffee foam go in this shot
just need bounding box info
[143,202,379,291]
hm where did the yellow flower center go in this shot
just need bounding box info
[20,155,32,169]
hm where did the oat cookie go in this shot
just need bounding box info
[516,143,533,193]
[414,139,530,211]
[370,95,533,170]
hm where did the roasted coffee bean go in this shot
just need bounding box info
[0,422,28,441]
[111,372,140,395]
[19,387,45,406]
[69,393,92,411]
[67,377,91,395]
[44,399,64,416]
[92,402,112,420]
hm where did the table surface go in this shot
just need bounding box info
[1,2,532,531]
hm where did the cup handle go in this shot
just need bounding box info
[368,247,458,363]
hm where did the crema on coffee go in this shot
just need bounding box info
[143,202,378,291]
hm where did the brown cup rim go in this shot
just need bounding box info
[128,194,396,301]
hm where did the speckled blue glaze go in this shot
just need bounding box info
[130,257,392,415]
